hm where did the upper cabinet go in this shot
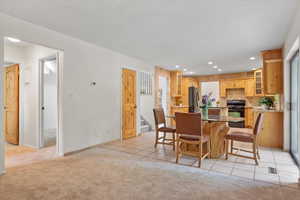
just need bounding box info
[245,78,255,97]
[220,79,246,97]
[254,69,264,96]
[220,80,227,97]
[261,49,283,94]
[182,77,199,105]
[170,70,183,97]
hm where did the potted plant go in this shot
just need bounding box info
[259,97,274,110]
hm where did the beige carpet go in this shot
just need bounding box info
[0,146,299,200]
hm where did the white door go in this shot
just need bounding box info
[40,57,58,148]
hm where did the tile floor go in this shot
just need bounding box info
[101,132,299,188]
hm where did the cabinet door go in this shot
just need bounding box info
[225,80,234,88]
[234,79,245,88]
[170,71,183,97]
[245,79,255,97]
[177,72,183,95]
[245,108,254,128]
[254,69,264,96]
[263,60,283,94]
[220,80,227,97]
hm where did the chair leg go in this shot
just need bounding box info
[154,131,159,148]
[198,141,203,168]
[163,132,166,143]
[253,142,259,165]
[208,139,211,159]
[176,135,180,164]
[230,140,233,154]
[256,145,260,160]
[172,133,175,151]
[225,139,229,160]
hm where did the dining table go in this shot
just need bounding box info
[167,114,244,158]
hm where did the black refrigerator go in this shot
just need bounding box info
[188,87,201,113]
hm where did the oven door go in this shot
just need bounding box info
[228,109,245,128]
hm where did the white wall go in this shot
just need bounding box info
[0,12,154,174]
[140,94,154,128]
[284,4,300,154]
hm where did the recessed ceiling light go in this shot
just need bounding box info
[217,68,222,72]
[7,37,21,43]
[183,68,187,72]
[249,57,256,60]
[208,61,213,65]
[213,65,218,69]
[175,65,180,69]
[189,71,194,74]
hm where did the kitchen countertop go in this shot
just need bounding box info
[253,108,284,113]
[171,105,283,112]
[171,105,189,108]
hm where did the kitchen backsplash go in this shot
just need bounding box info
[219,88,261,107]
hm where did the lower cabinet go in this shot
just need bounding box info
[245,108,254,128]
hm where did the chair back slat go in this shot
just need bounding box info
[153,108,166,127]
[208,108,221,116]
[253,113,264,136]
[175,112,202,136]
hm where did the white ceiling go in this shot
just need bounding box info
[4,37,34,48]
[0,0,298,75]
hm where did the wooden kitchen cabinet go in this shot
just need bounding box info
[220,80,227,97]
[245,78,255,97]
[233,79,245,88]
[254,69,264,96]
[261,49,283,94]
[245,107,254,128]
[220,79,246,97]
[170,71,183,97]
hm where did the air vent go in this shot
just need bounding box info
[268,167,278,174]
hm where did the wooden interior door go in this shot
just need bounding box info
[3,64,19,145]
[122,68,136,139]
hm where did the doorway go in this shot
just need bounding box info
[290,50,300,165]
[122,68,137,140]
[39,55,58,148]
[3,37,62,168]
[158,76,168,114]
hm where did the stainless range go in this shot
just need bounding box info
[227,100,246,128]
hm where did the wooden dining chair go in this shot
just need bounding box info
[175,112,211,167]
[153,108,176,150]
[225,113,264,165]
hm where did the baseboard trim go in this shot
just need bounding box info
[0,170,6,176]
[64,139,121,156]
[23,144,39,149]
